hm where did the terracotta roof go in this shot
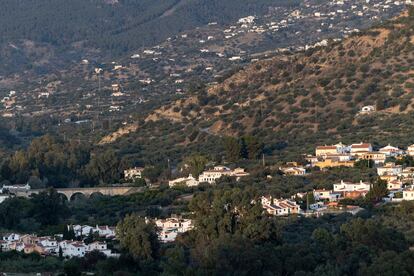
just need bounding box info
[71,242,86,248]
[316,146,337,150]
[345,190,369,193]
[203,169,231,173]
[351,143,371,148]
[278,203,290,208]
[90,241,106,245]
[265,204,280,210]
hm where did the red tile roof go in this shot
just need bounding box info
[352,143,371,148]
[316,146,337,150]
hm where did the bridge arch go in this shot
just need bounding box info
[69,192,88,202]
[16,186,140,200]
[89,192,104,199]
[58,193,69,202]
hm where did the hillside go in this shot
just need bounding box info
[0,0,297,76]
[110,8,414,163]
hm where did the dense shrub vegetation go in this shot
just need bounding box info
[0,0,299,54]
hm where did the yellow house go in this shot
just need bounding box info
[379,174,398,182]
[315,159,354,169]
[360,152,386,164]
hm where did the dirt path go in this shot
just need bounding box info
[160,0,192,18]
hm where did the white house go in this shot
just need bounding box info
[156,218,193,232]
[333,180,371,193]
[9,242,25,252]
[334,142,350,153]
[329,154,352,162]
[313,189,331,201]
[87,241,107,252]
[198,166,249,184]
[37,237,58,248]
[94,225,116,238]
[169,174,199,187]
[401,167,414,179]
[377,163,403,176]
[309,202,326,211]
[0,240,10,251]
[238,16,255,24]
[379,144,403,157]
[153,217,193,243]
[60,241,87,258]
[315,145,339,156]
[86,241,118,257]
[260,196,300,216]
[403,188,414,201]
[313,189,341,201]
[388,180,403,191]
[359,105,375,114]
[0,194,10,204]
[71,224,115,238]
[407,144,414,156]
[159,229,178,243]
[3,233,21,242]
[124,167,144,180]
[71,225,94,237]
[1,184,31,193]
[280,166,306,176]
[37,237,58,254]
[315,143,349,157]
[350,143,372,154]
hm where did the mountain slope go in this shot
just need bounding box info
[149,13,414,131]
[0,0,299,76]
[109,8,414,162]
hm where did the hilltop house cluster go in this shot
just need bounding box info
[9,218,194,258]
[123,167,145,180]
[152,217,193,243]
[0,232,118,258]
[259,188,363,217]
[305,141,414,202]
[260,196,301,216]
[323,180,370,199]
[305,142,414,168]
[260,141,414,217]
[278,162,307,176]
[0,183,32,203]
[70,224,116,239]
[168,166,249,187]
[259,180,370,216]
[279,141,400,175]
[375,162,414,201]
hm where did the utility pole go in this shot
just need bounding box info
[95,67,103,129]
[98,73,101,121]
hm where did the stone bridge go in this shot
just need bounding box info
[15,186,142,201]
